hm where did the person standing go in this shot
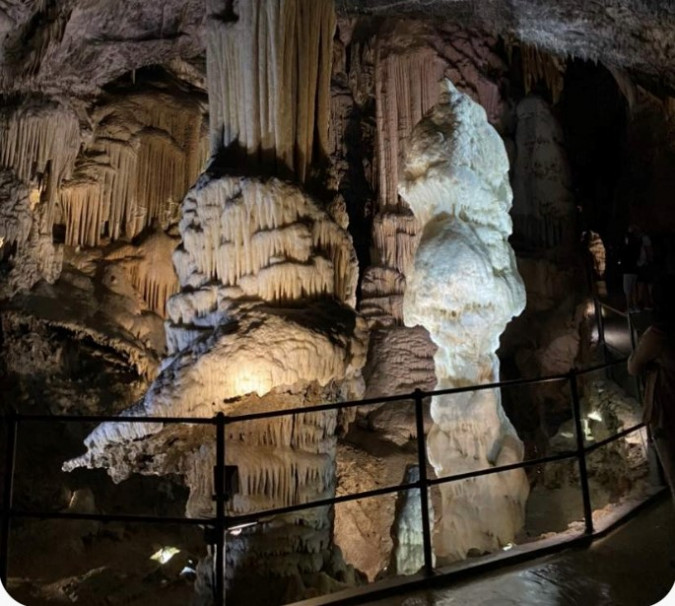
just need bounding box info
[628,280,675,499]
[636,230,654,310]
[620,225,642,313]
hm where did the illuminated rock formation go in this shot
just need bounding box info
[104,227,181,318]
[59,83,208,248]
[66,0,366,601]
[206,0,335,183]
[0,98,79,294]
[400,80,528,562]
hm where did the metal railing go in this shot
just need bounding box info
[0,356,651,606]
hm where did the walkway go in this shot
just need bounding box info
[370,495,675,606]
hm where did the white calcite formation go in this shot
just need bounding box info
[400,80,528,562]
[65,173,367,592]
[389,466,435,576]
[66,0,367,599]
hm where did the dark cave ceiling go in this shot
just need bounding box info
[0,0,673,96]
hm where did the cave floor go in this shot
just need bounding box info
[368,495,675,606]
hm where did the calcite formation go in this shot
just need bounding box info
[512,96,576,250]
[389,466,435,575]
[401,80,528,562]
[66,0,367,600]
[206,0,335,183]
[59,82,208,248]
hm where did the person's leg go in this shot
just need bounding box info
[653,435,675,501]
[623,273,638,311]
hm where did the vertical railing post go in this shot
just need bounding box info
[413,389,434,576]
[214,412,226,606]
[569,371,594,535]
[626,311,642,401]
[1,410,18,588]
[594,300,609,373]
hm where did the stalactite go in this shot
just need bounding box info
[105,229,180,318]
[206,0,335,181]
[375,44,444,211]
[59,89,207,248]
[506,40,566,104]
[0,99,80,225]
[371,211,420,278]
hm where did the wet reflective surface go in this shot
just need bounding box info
[372,497,675,606]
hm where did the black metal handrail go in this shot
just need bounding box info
[0,354,651,606]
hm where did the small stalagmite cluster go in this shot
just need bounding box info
[401,80,529,562]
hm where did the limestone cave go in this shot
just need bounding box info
[0,1,674,605]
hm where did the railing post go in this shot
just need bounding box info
[1,410,18,588]
[569,371,594,535]
[214,412,226,606]
[413,389,434,576]
[594,299,609,372]
[626,312,643,402]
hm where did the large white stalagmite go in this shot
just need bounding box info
[400,80,529,562]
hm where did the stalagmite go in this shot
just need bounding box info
[66,1,365,601]
[401,80,528,562]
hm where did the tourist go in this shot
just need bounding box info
[636,229,654,311]
[619,225,642,313]
[628,279,675,499]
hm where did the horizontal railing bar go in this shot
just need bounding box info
[226,375,573,425]
[598,301,629,318]
[226,451,582,526]
[7,510,213,526]
[575,358,629,376]
[428,450,578,486]
[227,423,641,525]
[3,423,643,530]
[584,423,646,454]
[2,360,629,427]
[225,481,421,527]
[4,413,216,425]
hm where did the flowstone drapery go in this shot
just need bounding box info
[66,0,366,602]
[401,80,528,562]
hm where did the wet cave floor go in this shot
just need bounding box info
[370,494,675,606]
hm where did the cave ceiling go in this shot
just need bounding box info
[0,0,673,96]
